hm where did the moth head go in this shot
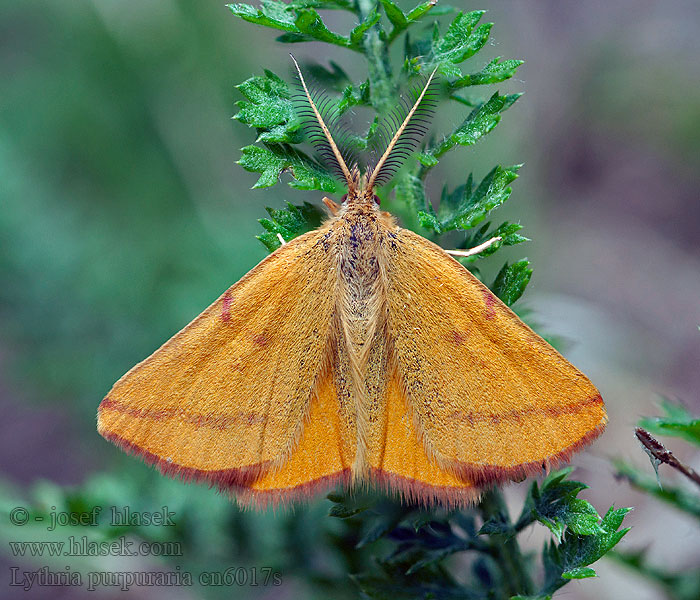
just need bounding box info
[291,55,437,207]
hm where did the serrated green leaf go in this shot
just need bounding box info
[407,1,445,22]
[565,499,605,536]
[479,513,514,536]
[337,80,371,114]
[294,8,351,47]
[433,11,491,67]
[516,468,581,535]
[350,8,380,48]
[234,70,300,143]
[256,200,324,251]
[492,259,532,306]
[452,57,524,88]
[417,152,439,167]
[562,567,596,579]
[458,221,528,260]
[447,222,514,264]
[600,506,633,534]
[572,506,632,566]
[454,165,519,228]
[238,145,338,191]
[286,0,354,8]
[541,505,631,595]
[380,0,408,29]
[452,92,522,146]
[426,165,520,234]
[496,222,529,246]
[539,516,565,541]
[227,1,299,32]
[415,211,439,232]
[381,0,440,43]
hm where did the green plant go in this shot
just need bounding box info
[614,399,700,600]
[325,469,629,599]
[0,2,640,599]
[230,0,530,298]
[227,1,629,597]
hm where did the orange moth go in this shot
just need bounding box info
[97,57,606,508]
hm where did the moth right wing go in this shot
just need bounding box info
[98,227,340,490]
[383,228,606,486]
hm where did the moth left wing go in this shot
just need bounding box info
[235,365,355,507]
[98,228,339,490]
[383,228,607,486]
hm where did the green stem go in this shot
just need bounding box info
[479,489,534,598]
[357,0,393,113]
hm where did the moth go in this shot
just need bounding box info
[98,58,607,507]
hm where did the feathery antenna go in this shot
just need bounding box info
[366,67,438,192]
[290,54,355,191]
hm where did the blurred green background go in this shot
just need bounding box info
[1,1,699,598]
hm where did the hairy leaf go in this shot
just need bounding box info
[517,469,600,540]
[227,1,299,32]
[452,57,525,88]
[452,92,522,146]
[238,144,338,191]
[380,0,442,43]
[562,566,597,579]
[257,201,324,251]
[278,8,351,46]
[234,70,300,143]
[350,8,380,49]
[541,506,631,595]
[419,165,520,234]
[395,172,428,215]
[433,11,492,77]
[337,80,371,114]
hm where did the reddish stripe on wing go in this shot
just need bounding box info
[221,291,233,322]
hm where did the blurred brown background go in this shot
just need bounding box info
[1,1,699,598]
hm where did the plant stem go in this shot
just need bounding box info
[636,427,700,489]
[479,489,534,598]
[357,0,393,112]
